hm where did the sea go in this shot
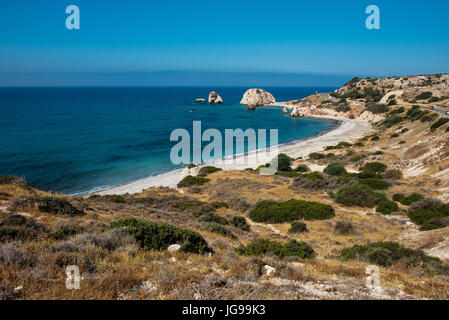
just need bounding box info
[0,87,338,194]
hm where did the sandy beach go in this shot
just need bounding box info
[94,115,370,196]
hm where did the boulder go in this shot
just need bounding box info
[208,91,223,104]
[264,265,276,276]
[240,89,275,107]
[167,244,181,252]
[180,164,200,180]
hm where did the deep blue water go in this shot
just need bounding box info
[0,87,337,194]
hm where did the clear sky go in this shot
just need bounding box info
[1,0,449,86]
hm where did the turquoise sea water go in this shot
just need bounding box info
[0,87,338,194]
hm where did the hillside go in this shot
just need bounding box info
[2,75,449,300]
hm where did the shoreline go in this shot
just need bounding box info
[92,115,371,196]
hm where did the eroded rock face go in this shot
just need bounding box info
[208,91,223,104]
[240,89,275,107]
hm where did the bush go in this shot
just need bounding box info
[339,241,447,273]
[230,216,250,231]
[407,199,449,231]
[211,201,228,209]
[276,171,300,178]
[249,199,335,223]
[324,141,352,150]
[359,178,389,190]
[351,156,362,162]
[50,224,84,240]
[288,222,308,234]
[393,193,424,205]
[382,116,404,128]
[324,163,347,176]
[371,135,380,141]
[35,197,84,216]
[359,162,387,178]
[0,215,48,243]
[0,175,30,188]
[309,153,325,160]
[199,213,228,225]
[334,184,387,208]
[374,151,384,155]
[104,195,126,204]
[334,221,354,235]
[177,175,209,187]
[276,154,294,171]
[430,118,449,131]
[383,169,403,180]
[236,239,315,260]
[295,164,310,172]
[390,133,399,138]
[366,104,389,114]
[198,166,222,177]
[415,92,433,100]
[376,200,399,215]
[187,163,198,169]
[110,217,210,253]
[204,223,235,239]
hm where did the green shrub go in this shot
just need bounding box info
[204,223,235,239]
[334,221,354,235]
[354,142,364,147]
[339,241,447,273]
[324,163,347,176]
[110,217,210,253]
[366,104,389,114]
[390,133,399,138]
[50,224,83,240]
[276,171,300,178]
[295,164,310,172]
[374,151,384,155]
[371,135,380,141]
[407,199,449,231]
[382,116,403,128]
[199,213,228,225]
[104,195,126,204]
[376,200,399,215]
[415,92,433,100]
[35,197,84,216]
[0,215,47,242]
[211,201,229,209]
[361,162,387,174]
[393,193,424,205]
[430,118,449,131]
[230,216,250,231]
[177,175,209,187]
[288,222,308,234]
[198,166,222,177]
[276,154,294,171]
[309,153,325,160]
[236,239,315,260]
[334,184,387,208]
[249,199,334,223]
[324,141,352,150]
[351,156,362,162]
[359,178,389,190]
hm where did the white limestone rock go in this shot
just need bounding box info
[240,88,275,107]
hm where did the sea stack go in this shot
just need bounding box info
[240,88,275,108]
[208,91,223,104]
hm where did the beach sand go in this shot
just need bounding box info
[94,116,370,196]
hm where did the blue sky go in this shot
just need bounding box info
[1,0,449,86]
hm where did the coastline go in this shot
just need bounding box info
[93,115,371,196]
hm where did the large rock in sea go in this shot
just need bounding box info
[240,88,275,107]
[208,91,223,104]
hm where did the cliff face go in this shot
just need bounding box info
[240,88,276,107]
[334,74,449,106]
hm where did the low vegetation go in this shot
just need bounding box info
[376,199,399,215]
[407,199,449,231]
[324,163,347,176]
[236,239,315,260]
[249,199,335,223]
[177,175,210,187]
[339,241,448,274]
[110,217,210,254]
[334,184,386,208]
[288,222,308,234]
[393,193,424,206]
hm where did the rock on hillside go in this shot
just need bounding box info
[240,88,275,107]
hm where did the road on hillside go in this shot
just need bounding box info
[419,105,449,117]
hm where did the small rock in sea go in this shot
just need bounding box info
[264,265,276,276]
[167,244,181,252]
[208,91,223,104]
